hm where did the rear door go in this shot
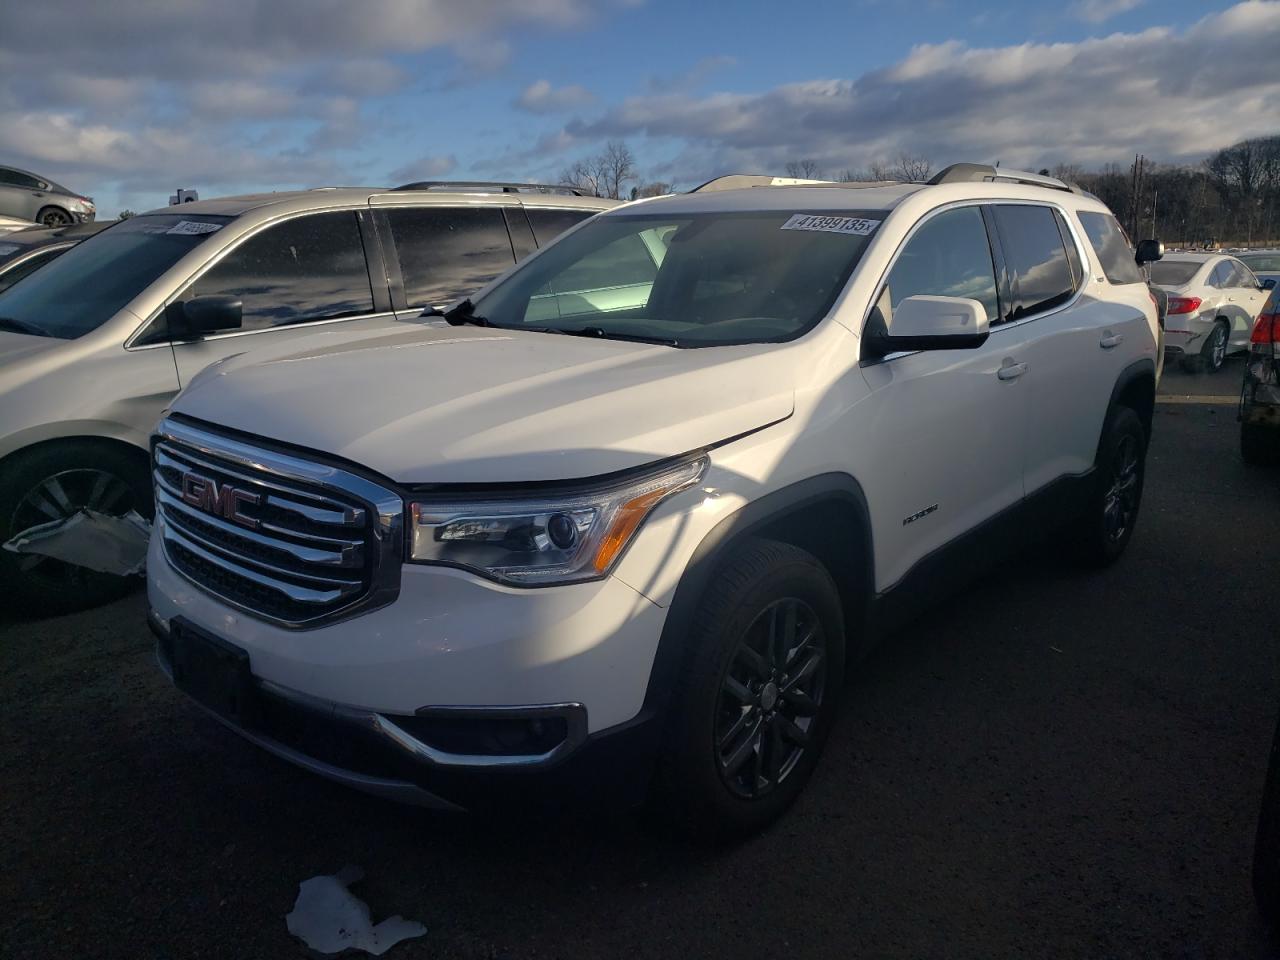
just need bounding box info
[0,168,39,221]
[167,209,398,386]
[1000,204,1147,493]
[1228,259,1268,347]
[376,205,518,319]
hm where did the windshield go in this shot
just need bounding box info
[1148,261,1202,287]
[468,210,882,347]
[0,214,231,339]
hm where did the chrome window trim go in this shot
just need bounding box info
[0,241,75,279]
[125,309,402,351]
[860,198,1094,363]
[154,416,403,629]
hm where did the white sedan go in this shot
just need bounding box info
[1149,252,1270,372]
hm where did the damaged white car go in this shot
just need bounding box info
[0,184,612,611]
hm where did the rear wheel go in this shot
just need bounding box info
[0,441,152,614]
[36,206,72,227]
[1071,406,1146,567]
[649,539,845,841]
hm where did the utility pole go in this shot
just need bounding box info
[1128,153,1146,240]
[1151,188,1158,240]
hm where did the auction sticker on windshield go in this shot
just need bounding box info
[781,214,878,236]
[166,221,222,236]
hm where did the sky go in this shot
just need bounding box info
[1,0,1276,218]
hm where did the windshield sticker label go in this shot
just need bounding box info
[0,244,19,256]
[166,220,221,236]
[781,214,878,236]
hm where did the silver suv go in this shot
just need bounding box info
[0,182,614,611]
[0,164,96,225]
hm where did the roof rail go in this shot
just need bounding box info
[392,180,595,197]
[927,163,1082,195]
[689,174,903,193]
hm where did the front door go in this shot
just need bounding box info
[855,203,1028,590]
[166,210,400,386]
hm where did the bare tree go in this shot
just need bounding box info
[632,181,673,199]
[558,140,638,199]
[839,161,893,182]
[784,159,824,179]
[891,153,932,182]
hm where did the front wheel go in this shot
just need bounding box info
[1071,405,1146,567]
[36,206,72,227]
[649,538,845,841]
[0,441,152,614]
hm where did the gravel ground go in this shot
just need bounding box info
[2,358,1279,960]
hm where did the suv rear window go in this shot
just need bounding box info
[1078,211,1145,285]
[386,207,515,309]
[526,208,595,247]
[992,205,1076,320]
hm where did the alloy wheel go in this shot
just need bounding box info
[714,597,827,799]
[1102,434,1140,543]
[1212,325,1227,369]
[8,468,135,583]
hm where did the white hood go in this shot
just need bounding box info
[171,325,796,483]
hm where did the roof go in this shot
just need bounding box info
[140,186,617,219]
[609,183,926,217]
[1160,252,1221,263]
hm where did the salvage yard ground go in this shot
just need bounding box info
[2,359,1279,959]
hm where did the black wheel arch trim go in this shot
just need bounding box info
[1104,356,1157,443]
[637,472,875,724]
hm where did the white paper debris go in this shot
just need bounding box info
[166,220,222,236]
[286,865,426,957]
[780,213,878,236]
[2,509,151,576]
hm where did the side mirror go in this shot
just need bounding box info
[1261,278,1276,291]
[1135,239,1164,265]
[167,295,243,338]
[865,295,989,358]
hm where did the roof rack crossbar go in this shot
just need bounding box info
[392,180,594,197]
[926,163,1083,195]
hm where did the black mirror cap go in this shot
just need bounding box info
[168,295,243,337]
[862,329,990,360]
[1262,277,1277,291]
[1135,238,1165,265]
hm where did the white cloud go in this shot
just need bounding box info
[1070,0,1145,24]
[514,80,596,114]
[550,2,1280,180]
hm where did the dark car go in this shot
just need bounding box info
[0,221,110,293]
[0,164,96,225]
[1239,283,1280,464]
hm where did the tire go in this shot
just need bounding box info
[1241,421,1280,466]
[0,440,152,614]
[36,206,72,227]
[1254,710,1280,927]
[648,538,846,841]
[1071,406,1146,567]
[1202,320,1229,372]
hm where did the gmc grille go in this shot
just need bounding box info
[152,419,403,627]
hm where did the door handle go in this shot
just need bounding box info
[997,360,1028,381]
[1100,333,1124,349]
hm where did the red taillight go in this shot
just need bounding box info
[1167,296,1203,315]
[1251,313,1278,344]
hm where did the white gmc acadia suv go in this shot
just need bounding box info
[147,165,1162,837]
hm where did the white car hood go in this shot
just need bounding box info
[171,325,796,483]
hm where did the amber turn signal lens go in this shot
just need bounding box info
[592,487,669,574]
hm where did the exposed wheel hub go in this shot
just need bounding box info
[759,681,779,711]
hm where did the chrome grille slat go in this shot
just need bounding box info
[155,448,365,527]
[153,417,404,627]
[164,525,355,607]
[157,488,364,569]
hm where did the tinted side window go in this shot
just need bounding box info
[993,205,1075,319]
[1077,211,1144,285]
[1230,261,1258,288]
[882,206,999,324]
[526,208,594,247]
[386,207,514,308]
[0,168,40,189]
[188,211,373,332]
[1208,262,1231,288]
[0,247,66,293]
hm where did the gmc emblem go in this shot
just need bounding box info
[180,472,261,530]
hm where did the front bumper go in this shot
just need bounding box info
[146,518,671,808]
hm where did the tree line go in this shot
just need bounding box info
[559,136,1280,247]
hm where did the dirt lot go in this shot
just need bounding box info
[3,358,1279,959]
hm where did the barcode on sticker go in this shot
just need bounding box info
[167,220,222,236]
[780,214,878,236]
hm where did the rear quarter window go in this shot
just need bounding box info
[992,204,1076,320]
[1078,211,1145,285]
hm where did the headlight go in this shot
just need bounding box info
[408,456,707,585]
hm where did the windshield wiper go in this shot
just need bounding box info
[0,316,47,337]
[438,299,492,328]
[560,326,680,347]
